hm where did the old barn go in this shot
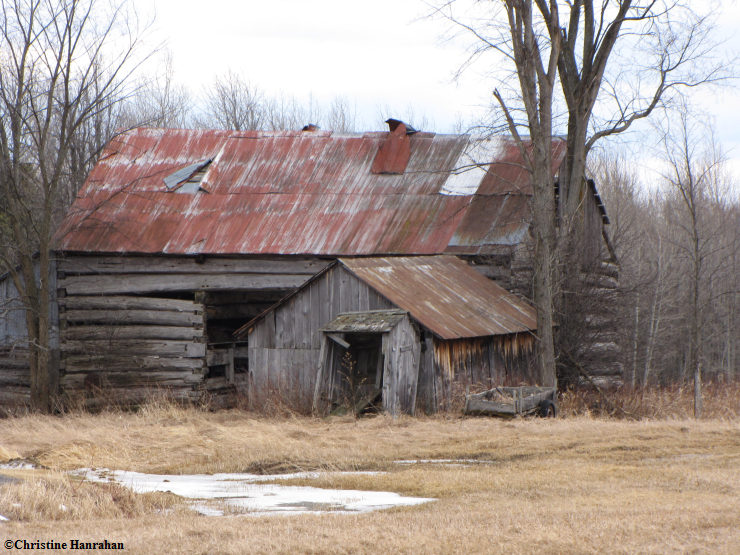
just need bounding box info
[239,256,537,415]
[0,121,618,410]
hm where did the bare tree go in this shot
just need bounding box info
[120,51,192,129]
[0,0,149,411]
[437,0,729,387]
[326,96,359,133]
[660,110,731,416]
[198,70,264,131]
[436,0,562,386]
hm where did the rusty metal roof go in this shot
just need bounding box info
[339,256,536,339]
[56,128,567,255]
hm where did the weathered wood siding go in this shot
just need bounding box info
[0,260,59,410]
[248,265,394,411]
[54,254,328,406]
[382,317,421,415]
[57,255,326,295]
[58,294,206,405]
[428,336,537,412]
[0,273,28,344]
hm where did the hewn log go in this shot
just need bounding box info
[59,273,309,295]
[0,369,30,386]
[61,339,206,357]
[61,370,203,388]
[61,309,202,326]
[61,355,204,371]
[62,325,204,341]
[58,256,329,276]
[58,295,199,312]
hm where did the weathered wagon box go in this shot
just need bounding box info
[464,386,557,417]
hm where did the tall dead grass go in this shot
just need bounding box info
[560,381,740,419]
[0,402,738,554]
[0,471,181,521]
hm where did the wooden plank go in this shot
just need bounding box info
[61,370,203,388]
[58,295,199,312]
[358,281,370,311]
[348,270,360,310]
[326,333,350,349]
[275,300,294,349]
[62,309,202,326]
[338,266,352,311]
[61,339,206,358]
[315,273,328,349]
[0,369,30,386]
[59,273,309,295]
[61,355,204,371]
[226,347,235,384]
[62,325,204,341]
[295,288,310,349]
[58,256,330,276]
[313,338,328,414]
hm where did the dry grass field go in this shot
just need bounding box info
[0,387,739,554]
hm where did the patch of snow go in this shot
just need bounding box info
[440,137,504,196]
[0,459,39,470]
[73,469,433,516]
[394,459,496,466]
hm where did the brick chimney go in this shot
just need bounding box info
[371,118,416,174]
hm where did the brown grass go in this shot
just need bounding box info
[0,471,182,521]
[560,381,740,419]
[0,390,738,554]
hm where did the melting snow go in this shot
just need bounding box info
[74,469,433,516]
[394,459,496,466]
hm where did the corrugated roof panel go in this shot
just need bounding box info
[56,128,567,255]
[340,256,537,339]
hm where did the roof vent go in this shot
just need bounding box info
[371,118,415,174]
[386,118,418,135]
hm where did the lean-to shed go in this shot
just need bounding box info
[237,256,537,415]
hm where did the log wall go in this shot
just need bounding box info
[55,254,328,407]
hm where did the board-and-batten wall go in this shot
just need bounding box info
[248,265,395,412]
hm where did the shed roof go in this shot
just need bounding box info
[238,255,537,340]
[340,256,536,339]
[56,127,567,256]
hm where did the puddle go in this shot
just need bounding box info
[73,469,434,516]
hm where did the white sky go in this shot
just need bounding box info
[134,0,740,189]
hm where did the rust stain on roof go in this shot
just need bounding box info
[340,256,536,339]
[56,128,568,255]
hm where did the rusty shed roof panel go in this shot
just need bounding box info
[56,128,566,255]
[339,256,536,339]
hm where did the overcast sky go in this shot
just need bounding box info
[134,0,740,188]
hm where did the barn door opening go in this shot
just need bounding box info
[315,309,408,416]
[337,333,384,415]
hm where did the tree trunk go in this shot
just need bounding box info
[694,361,702,419]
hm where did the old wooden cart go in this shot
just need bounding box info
[464,386,558,417]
